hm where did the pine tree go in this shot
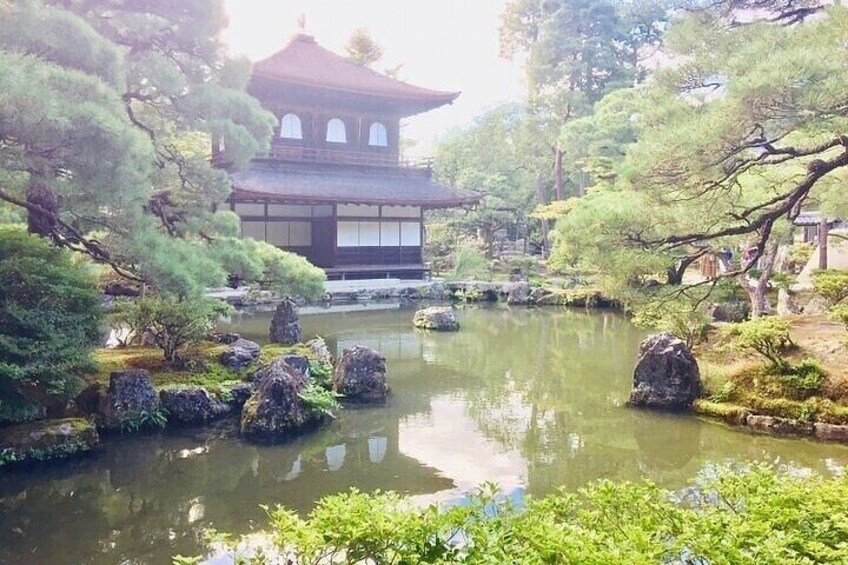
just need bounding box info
[0,1,325,299]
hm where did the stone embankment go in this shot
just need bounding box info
[209,279,619,308]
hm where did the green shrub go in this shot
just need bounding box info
[631,297,711,347]
[298,384,341,419]
[307,360,333,390]
[0,228,103,424]
[770,359,825,400]
[448,245,490,281]
[712,277,747,303]
[829,303,848,329]
[786,242,815,273]
[722,317,793,369]
[175,466,848,564]
[812,269,848,306]
[119,408,168,433]
[110,297,233,363]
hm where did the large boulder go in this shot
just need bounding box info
[630,333,701,411]
[0,418,99,467]
[240,359,321,443]
[334,346,388,403]
[270,298,301,345]
[159,387,231,425]
[413,306,460,331]
[98,370,161,430]
[804,296,829,316]
[219,338,261,371]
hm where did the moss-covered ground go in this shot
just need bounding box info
[695,315,848,426]
[91,342,316,392]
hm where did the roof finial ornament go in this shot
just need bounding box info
[297,14,307,32]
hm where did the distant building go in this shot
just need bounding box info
[224,34,481,280]
[793,211,845,243]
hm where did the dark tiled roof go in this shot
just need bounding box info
[794,210,843,227]
[253,34,459,108]
[230,164,482,208]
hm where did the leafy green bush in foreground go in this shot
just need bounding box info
[175,465,848,564]
[0,228,103,423]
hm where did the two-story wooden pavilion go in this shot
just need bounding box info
[228,33,481,280]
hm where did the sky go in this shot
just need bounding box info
[222,0,527,151]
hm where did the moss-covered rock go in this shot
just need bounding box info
[97,370,161,431]
[240,359,322,444]
[333,346,388,403]
[413,306,460,331]
[0,418,99,467]
[159,387,231,425]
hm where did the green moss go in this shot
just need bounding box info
[693,400,750,424]
[537,287,617,308]
[259,343,312,365]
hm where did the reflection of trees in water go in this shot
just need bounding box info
[426,308,848,494]
[0,411,452,565]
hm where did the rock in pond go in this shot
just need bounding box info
[334,346,388,403]
[0,418,99,466]
[506,282,531,306]
[270,298,301,345]
[413,306,460,331]
[814,423,848,442]
[630,333,701,411]
[207,331,242,345]
[226,382,254,410]
[747,415,813,437]
[219,338,261,371]
[240,359,322,444]
[159,387,231,425]
[98,370,161,430]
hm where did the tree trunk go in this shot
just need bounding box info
[26,172,59,240]
[554,149,564,201]
[818,218,830,270]
[535,170,550,258]
[739,239,780,319]
[666,255,700,286]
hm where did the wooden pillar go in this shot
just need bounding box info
[819,218,830,270]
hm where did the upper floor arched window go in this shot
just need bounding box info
[368,122,388,147]
[280,113,303,140]
[326,118,347,143]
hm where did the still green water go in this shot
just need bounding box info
[2,305,848,564]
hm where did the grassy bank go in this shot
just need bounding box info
[92,343,318,393]
[695,316,848,430]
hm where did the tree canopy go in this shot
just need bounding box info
[0,0,324,299]
[545,2,848,312]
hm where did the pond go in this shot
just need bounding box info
[2,305,848,564]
